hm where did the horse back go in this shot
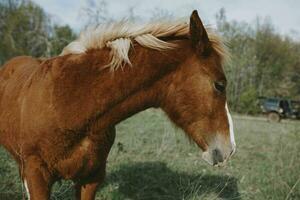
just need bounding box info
[0,56,42,92]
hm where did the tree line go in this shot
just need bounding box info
[0,0,75,64]
[216,8,300,113]
[0,0,299,114]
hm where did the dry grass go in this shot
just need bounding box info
[0,109,299,199]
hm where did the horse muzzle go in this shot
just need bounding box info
[201,137,236,166]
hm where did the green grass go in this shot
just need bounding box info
[0,109,299,199]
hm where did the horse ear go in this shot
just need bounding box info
[190,10,211,56]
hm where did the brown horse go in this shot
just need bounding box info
[0,10,235,200]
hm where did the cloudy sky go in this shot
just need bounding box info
[33,0,300,38]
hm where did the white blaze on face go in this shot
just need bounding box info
[225,103,236,153]
[201,103,236,166]
[24,180,30,200]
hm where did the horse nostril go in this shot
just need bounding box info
[212,148,224,165]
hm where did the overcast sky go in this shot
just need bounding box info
[33,0,300,38]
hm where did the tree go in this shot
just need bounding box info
[79,0,112,27]
[49,25,76,56]
[0,0,76,65]
[216,8,300,113]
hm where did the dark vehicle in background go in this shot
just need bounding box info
[258,97,300,122]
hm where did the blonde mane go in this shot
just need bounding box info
[61,20,228,70]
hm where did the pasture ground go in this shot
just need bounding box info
[0,109,299,200]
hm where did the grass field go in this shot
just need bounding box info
[0,109,299,200]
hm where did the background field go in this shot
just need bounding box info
[0,109,299,200]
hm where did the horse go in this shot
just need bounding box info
[0,10,236,200]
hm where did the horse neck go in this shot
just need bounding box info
[84,41,191,130]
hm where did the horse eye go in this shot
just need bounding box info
[214,81,225,93]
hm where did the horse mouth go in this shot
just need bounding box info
[202,147,234,167]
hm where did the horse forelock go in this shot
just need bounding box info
[60,20,229,70]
